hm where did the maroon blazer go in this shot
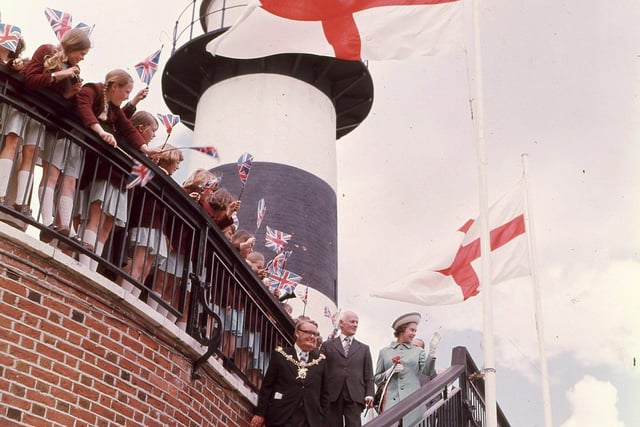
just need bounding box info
[23,44,74,99]
[75,82,146,189]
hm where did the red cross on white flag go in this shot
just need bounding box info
[208,0,463,61]
[372,180,531,306]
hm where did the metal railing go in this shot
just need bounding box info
[0,65,294,388]
[367,347,511,427]
[170,0,249,54]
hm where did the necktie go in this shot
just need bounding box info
[343,337,351,356]
[299,352,308,362]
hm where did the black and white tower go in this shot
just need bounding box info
[162,1,374,303]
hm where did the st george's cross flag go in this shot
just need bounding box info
[208,0,463,61]
[372,180,530,305]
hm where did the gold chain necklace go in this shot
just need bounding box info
[275,346,326,380]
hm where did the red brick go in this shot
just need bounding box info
[69,405,98,425]
[16,297,48,318]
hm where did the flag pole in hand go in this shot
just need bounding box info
[237,152,254,200]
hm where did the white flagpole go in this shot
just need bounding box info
[521,154,553,427]
[470,0,498,425]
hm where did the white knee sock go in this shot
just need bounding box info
[89,240,105,272]
[79,229,97,269]
[58,195,74,229]
[15,170,31,205]
[0,159,13,198]
[39,186,55,226]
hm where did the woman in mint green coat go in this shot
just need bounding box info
[374,312,436,426]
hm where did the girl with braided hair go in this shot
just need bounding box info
[75,69,158,271]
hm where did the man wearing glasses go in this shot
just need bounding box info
[250,320,329,427]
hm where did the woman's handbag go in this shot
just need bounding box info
[361,407,378,424]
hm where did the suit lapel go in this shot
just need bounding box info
[332,337,346,357]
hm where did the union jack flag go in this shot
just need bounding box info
[156,113,180,134]
[0,24,22,53]
[266,269,301,294]
[324,306,341,339]
[294,285,309,305]
[232,212,240,230]
[135,49,162,86]
[200,175,222,192]
[44,8,72,40]
[74,22,94,38]
[256,198,266,230]
[265,225,292,252]
[267,250,292,273]
[192,146,219,158]
[237,152,253,186]
[126,160,155,189]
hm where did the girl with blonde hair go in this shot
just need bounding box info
[20,28,92,237]
[75,69,157,271]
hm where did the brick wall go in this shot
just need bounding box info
[0,226,255,427]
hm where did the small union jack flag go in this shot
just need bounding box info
[277,270,302,294]
[193,146,219,158]
[256,198,266,231]
[200,175,222,192]
[232,212,240,230]
[126,160,155,189]
[324,306,341,339]
[0,24,22,53]
[265,225,292,253]
[294,285,309,305]
[74,22,94,38]
[237,152,253,186]
[44,8,72,40]
[267,250,292,274]
[156,113,180,134]
[324,306,340,324]
[265,269,301,294]
[135,49,162,86]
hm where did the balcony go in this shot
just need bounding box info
[0,64,294,391]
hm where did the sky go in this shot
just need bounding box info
[2,1,639,426]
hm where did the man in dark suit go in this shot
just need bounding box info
[320,310,375,427]
[251,320,329,427]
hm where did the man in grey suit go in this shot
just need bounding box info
[320,310,375,427]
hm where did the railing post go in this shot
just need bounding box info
[190,273,223,379]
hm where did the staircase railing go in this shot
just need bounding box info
[367,346,511,427]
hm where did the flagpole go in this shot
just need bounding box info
[470,0,498,424]
[521,154,553,427]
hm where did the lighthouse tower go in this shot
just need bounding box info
[162,1,373,303]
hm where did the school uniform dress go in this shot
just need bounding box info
[75,82,146,226]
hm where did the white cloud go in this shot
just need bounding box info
[559,376,624,427]
[543,259,640,371]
